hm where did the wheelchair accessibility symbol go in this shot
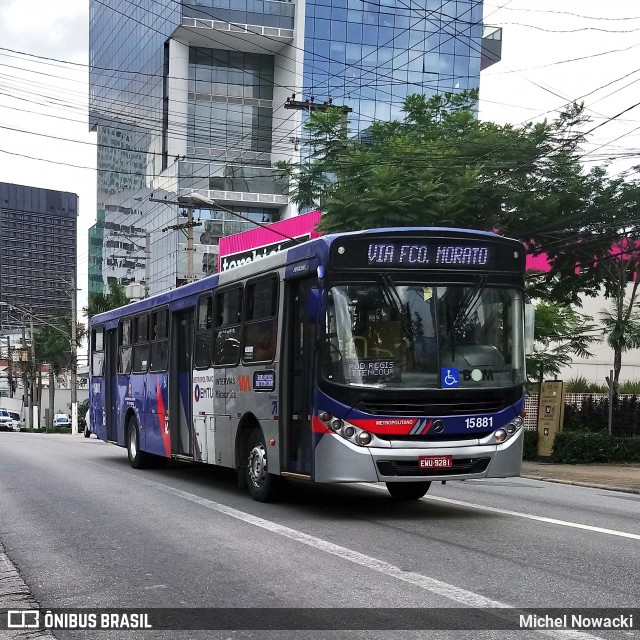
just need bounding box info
[441,368,460,388]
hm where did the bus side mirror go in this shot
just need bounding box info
[524,303,535,355]
[306,288,323,322]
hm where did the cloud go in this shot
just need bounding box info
[0,0,88,62]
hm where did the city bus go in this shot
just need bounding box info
[89,227,527,502]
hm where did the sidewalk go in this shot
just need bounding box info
[521,461,640,494]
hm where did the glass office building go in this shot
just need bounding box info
[89,0,499,295]
[0,182,77,326]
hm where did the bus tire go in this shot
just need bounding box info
[127,416,148,469]
[386,482,431,500]
[245,428,282,502]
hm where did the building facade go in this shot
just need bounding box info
[0,182,78,327]
[88,0,500,296]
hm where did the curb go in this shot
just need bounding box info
[521,474,640,495]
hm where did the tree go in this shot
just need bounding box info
[279,90,640,386]
[35,316,86,428]
[83,282,129,319]
[526,301,601,384]
[277,90,589,234]
[525,170,640,389]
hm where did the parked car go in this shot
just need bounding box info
[0,409,19,431]
[53,413,72,428]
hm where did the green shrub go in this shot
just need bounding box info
[522,430,538,460]
[551,432,640,464]
[618,380,640,394]
[565,376,607,394]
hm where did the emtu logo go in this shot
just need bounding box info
[194,384,200,402]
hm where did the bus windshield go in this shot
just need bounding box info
[323,281,525,390]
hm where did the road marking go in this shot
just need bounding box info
[425,494,640,541]
[145,478,603,640]
[362,483,640,540]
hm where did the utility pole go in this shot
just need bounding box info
[21,323,29,427]
[145,231,151,297]
[70,275,78,435]
[150,197,201,285]
[5,336,13,398]
[186,205,194,283]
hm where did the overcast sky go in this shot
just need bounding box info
[0,0,638,309]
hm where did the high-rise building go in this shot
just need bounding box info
[89,0,500,296]
[0,182,77,331]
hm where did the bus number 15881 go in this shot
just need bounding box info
[465,417,493,429]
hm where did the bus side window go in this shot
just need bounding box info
[213,287,242,366]
[150,308,169,372]
[242,276,278,363]
[92,327,104,376]
[195,295,213,368]
[118,318,132,374]
[132,313,149,372]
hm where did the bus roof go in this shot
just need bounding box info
[90,227,517,326]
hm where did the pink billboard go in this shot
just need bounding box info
[218,211,550,272]
[218,210,322,272]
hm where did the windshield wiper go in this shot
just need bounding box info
[379,274,415,350]
[452,276,487,333]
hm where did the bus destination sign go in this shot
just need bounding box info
[330,237,510,270]
[367,242,490,267]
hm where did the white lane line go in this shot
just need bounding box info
[424,494,640,541]
[144,478,603,640]
[363,483,640,540]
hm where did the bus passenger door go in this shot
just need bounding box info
[282,277,317,475]
[170,309,193,457]
[105,328,118,442]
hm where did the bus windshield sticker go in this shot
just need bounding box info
[346,359,398,383]
[441,368,460,388]
[253,370,275,392]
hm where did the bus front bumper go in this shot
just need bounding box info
[313,429,523,483]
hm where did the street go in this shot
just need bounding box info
[0,433,638,639]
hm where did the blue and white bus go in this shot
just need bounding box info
[89,228,527,501]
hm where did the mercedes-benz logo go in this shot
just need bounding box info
[432,420,445,434]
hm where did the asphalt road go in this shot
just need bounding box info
[0,432,638,640]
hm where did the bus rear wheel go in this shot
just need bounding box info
[245,428,282,502]
[386,482,431,500]
[127,416,149,469]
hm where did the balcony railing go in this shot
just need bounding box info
[182,0,294,30]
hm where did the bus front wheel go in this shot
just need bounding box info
[386,482,431,500]
[245,428,282,502]
[127,417,149,469]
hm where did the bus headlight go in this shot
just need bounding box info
[342,426,356,438]
[495,417,523,444]
[356,431,372,446]
[330,419,343,432]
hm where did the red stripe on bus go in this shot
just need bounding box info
[312,416,332,434]
[349,419,417,435]
[156,380,171,457]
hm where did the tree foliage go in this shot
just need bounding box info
[35,315,86,427]
[279,90,640,383]
[277,90,589,234]
[83,282,129,319]
[526,301,601,383]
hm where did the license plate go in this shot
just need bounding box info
[418,455,453,469]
